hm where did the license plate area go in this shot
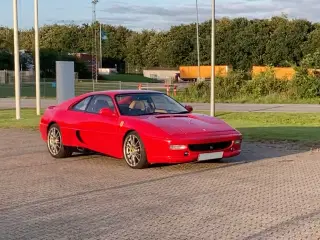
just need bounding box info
[197,152,223,161]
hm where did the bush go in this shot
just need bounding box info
[241,68,290,98]
[290,67,320,98]
[175,67,320,103]
[176,81,210,102]
[176,70,249,102]
[215,70,248,100]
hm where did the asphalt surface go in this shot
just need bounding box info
[1,98,320,112]
[1,129,320,239]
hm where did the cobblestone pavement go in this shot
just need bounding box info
[0,129,319,240]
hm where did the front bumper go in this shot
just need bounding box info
[145,131,242,164]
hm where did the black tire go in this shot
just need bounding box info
[123,131,149,169]
[47,123,73,158]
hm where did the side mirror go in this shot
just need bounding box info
[99,108,116,117]
[185,105,193,113]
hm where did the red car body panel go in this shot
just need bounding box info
[40,90,242,164]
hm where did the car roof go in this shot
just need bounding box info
[57,90,166,110]
[81,89,164,98]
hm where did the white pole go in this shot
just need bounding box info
[210,0,215,117]
[13,0,20,120]
[99,23,102,68]
[93,1,98,82]
[34,0,40,115]
[91,0,98,90]
[196,0,200,82]
[91,0,99,84]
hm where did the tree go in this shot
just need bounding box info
[142,32,165,68]
[1,15,320,73]
[264,17,313,66]
[102,24,132,61]
[302,28,320,55]
[234,19,271,70]
[126,30,155,71]
[0,50,13,70]
[0,27,13,52]
[301,49,320,69]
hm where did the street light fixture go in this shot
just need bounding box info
[210,0,215,116]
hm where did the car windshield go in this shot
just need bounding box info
[115,92,189,116]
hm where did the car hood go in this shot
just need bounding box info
[139,114,236,136]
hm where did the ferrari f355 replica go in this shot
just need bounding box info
[40,90,242,169]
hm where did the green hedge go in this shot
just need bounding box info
[175,67,320,103]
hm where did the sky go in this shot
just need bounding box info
[1,0,320,31]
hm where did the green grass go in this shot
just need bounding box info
[0,109,42,130]
[216,95,320,104]
[100,74,156,83]
[1,109,320,145]
[222,95,320,104]
[213,111,320,144]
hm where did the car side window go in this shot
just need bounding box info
[71,96,92,111]
[86,95,115,114]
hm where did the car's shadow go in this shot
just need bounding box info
[72,126,319,169]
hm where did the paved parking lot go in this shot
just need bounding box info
[0,129,320,239]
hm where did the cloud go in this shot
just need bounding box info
[44,0,320,30]
[216,0,320,20]
[96,3,211,30]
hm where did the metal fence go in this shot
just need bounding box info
[0,80,190,98]
[0,70,78,84]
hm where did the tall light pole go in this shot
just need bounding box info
[99,23,103,68]
[34,0,40,115]
[13,0,20,120]
[196,0,200,82]
[92,0,98,86]
[210,0,215,116]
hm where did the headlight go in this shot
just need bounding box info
[170,145,188,150]
[234,139,242,144]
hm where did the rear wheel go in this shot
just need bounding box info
[123,131,149,169]
[47,123,73,158]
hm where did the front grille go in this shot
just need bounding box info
[188,141,232,152]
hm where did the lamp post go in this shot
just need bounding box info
[196,0,200,82]
[92,0,99,82]
[100,23,102,68]
[92,0,98,89]
[210,0,215,116]
[13,0,20,120]
[34,0,40,115]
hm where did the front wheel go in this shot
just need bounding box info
[123,131,149,169]
[47,123,73,158]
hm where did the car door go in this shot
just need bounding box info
[61,95,93,148]
[82,94,120,155]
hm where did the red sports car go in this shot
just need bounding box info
[39,90,242,169]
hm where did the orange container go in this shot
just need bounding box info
[179,65,230,80]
